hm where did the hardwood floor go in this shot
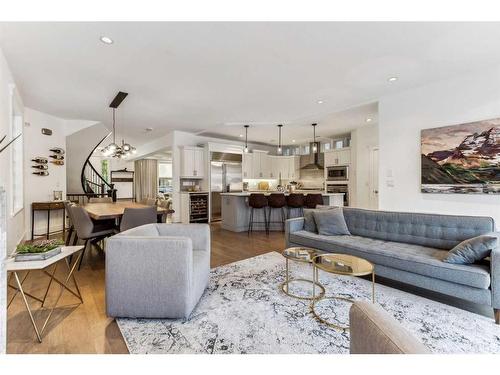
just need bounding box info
[6,223,285,354]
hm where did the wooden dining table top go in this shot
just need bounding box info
[83,201,171,220]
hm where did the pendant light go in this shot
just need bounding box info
[244,125,249,153]
[277,124,283,154]
[311,123,318,153]
[102,92,136,158]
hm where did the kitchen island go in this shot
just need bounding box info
[219,191,344,232]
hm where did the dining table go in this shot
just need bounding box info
[82,201,173,222]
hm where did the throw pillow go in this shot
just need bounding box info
[303,206,335,233]
[312,208,351,236]
[443,235,498,264]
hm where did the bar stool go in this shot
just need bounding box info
[267,193,287,232]
[286,193,305,219]
[304,193,324,208]
[248,194,269,235]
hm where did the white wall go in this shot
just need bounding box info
[350,123,379,209]
[379,66,500,228]
[66,123,110,193]
[0,47,24,354]
[23,108,68,239]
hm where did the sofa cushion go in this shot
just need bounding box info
[303,206,334,233]
[289,230,490,289]
[342,208,495,250]
[444,236,498,264]
[313,208,351,236]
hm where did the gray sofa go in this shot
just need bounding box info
[106,223,210,319]
[285,207,500,323]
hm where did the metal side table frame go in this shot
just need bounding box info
[5,246,84,343]
[280,247,325,301]
[311,253,375,331]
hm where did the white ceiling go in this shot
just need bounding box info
[2,22,500,146]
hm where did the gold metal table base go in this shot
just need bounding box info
[7,250,84,343]
[281,279,325,301]
[310,259,376,331]
[310,295,355,331]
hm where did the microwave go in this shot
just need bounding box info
[326,166,349,181]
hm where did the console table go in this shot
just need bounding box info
[31,201,66,241]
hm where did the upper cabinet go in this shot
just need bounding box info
[242,152,253,179]
[180,146,205,178]
[251,151,267,179]
[324,148,351,167]
[242,152,300,180]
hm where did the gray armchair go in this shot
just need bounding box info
[105,223,210,319]
[349,301,430,354]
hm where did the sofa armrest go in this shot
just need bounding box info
[285,217,305,248]
[489,232,500,308]
[155,223,210,252]
[350,301,430,354]
[105,236,194,317]
[285,217,304,235]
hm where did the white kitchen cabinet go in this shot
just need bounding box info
[180,146,205,178]
[242,152,253,179]
[267,156,279,179]
[324,148,351,166]
[287,156,300,180]
[251,151,269,179]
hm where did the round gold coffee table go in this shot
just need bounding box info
[281,247,325,300]
[311,253,375,330]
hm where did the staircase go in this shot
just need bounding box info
[80,133,116,201]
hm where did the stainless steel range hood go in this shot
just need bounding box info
[300,142,324,170]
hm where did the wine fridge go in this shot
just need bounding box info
[189,193,209,223]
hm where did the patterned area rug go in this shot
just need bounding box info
[116,252,500,354]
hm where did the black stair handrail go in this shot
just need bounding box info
[81,132,115,196]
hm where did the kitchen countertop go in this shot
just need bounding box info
[220,191,344,197]
[180,191,209,194]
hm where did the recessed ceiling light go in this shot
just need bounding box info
[100,36,114,45]
[239,134,243,137]
[317,100,324,104]
[292,140,296,143]
[366,118,372,123]
[387,76,398,82]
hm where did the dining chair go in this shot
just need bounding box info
[89,197,113,203]
[64,201,76,246]
[120,206,158,232]
[68,205,117,270]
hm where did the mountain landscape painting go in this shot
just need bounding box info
[421,118,500,194]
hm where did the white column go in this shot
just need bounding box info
[0,187,7,354]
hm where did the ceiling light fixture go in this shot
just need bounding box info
[102,92,136,158]
[100,36,114,45]
[243,125,249,153]
[239,134,243,137]
[366,118,373,123]
[277,124,283,155]
[317,100,324,104]
[387,76,398,82]
[312,123,319,153]
[292,139,296,143]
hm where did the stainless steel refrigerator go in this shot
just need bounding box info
[210,152,242,222]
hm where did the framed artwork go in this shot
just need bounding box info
[421,117,499,194]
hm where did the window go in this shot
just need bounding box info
[158,162,173,194]
[10,86,23,216]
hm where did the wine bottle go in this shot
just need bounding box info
[32,165,48,170]
[31,157,48,164]
[49,155,64,160]
[49,148,65,155]
[33,171,49,176]
[50,160,64,166]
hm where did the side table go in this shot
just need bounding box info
[5,246,84,343]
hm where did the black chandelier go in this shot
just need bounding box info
[102,91,136,158]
